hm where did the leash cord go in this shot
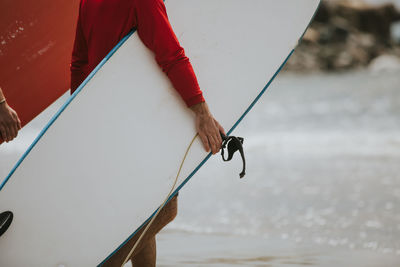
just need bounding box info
[121,134,198,266]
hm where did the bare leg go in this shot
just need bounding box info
[102,195,178,267]
[130,236,156,267]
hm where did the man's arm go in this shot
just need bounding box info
[135,0,224,154]
[135,0,204,107]
[0,88,21,143]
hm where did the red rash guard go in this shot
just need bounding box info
[70,0,205,107]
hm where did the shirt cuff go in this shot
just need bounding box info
[185,93,205,107]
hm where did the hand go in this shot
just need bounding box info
[190,102,225,154]
[0,101,21,142]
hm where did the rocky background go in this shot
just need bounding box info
[285,0,400,72]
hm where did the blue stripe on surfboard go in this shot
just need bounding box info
[0,31,135,191]
[99,1,322,264]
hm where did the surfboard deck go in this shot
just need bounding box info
[0,1,320,266]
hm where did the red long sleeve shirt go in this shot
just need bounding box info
[70,0,205,107]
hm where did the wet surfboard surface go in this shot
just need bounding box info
[0,1,320,266]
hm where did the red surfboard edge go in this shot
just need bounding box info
[0,0,80,144]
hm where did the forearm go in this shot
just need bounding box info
[166,59,204,107]
[135,0,204,107]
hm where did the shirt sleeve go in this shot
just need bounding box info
[134,0,205,107]
[70,5,89,93]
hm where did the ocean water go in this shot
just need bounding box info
[1,69,400,266]
[158,69,400,266]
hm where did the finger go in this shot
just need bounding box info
[12,115,20,136]
[198,132,210,152]
[214,132,222,153]
[208,133,218,154]
[17,117,22,129]
[13,112,22,130]
[7,123,16,141]
[210,127,222,153]
[214,126,222,147]
[12,121,19,139]
[3,124,11,142]
[214,120,226,136]
[0,124,6,141]
[215,132,222,151]
[205,132,215,154]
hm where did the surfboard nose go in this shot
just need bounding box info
[0,211,13,237]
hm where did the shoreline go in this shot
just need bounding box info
[156,230,400,266]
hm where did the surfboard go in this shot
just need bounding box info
[0,0,80,144]
[0,0,320,266]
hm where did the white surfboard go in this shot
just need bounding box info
[0,1,320,266]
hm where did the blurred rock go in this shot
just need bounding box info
[302,28,320,44]
[285,0,400,72]
[391,21,400,44]
[368,54,400,73]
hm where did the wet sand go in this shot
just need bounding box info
[156,230,400,267]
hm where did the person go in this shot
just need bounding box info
[0,88,21,143]
[70,0,225,266]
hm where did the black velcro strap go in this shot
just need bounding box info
[220,133,246,178]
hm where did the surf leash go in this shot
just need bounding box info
[220,133,246,178]
[121,133,199,266]
[122,132,246,266]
